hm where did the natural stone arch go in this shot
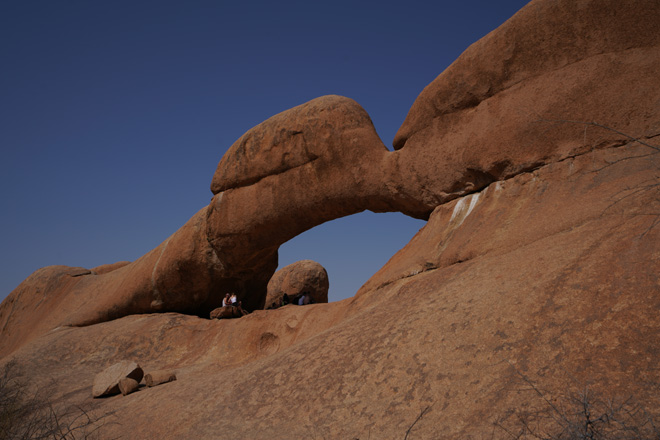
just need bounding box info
[4,0,658,354]
[0,95,432,349]
[203,95,434,312]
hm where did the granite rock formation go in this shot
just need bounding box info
[0,0,659,438]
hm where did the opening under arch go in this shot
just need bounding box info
[276,211,426,303]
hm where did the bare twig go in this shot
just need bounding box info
[498,362,660,439]
[0,361,118,440]
[403,405,432,440]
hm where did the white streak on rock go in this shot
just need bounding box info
[449,192,483,228]
[450,197,467,223]
[465,193,480,219]
[151,237,171,306]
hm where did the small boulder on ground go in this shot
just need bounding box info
[210,306,242,319]
[118,377,139,396]
[145,370,177,387]
[92,360,144,398]
[266,260,329,308]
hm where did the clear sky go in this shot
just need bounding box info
[0,0,530,304]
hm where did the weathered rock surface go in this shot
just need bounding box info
[0,0,659,438]
[91,261,131,275]
[10,140,655,438]
[92,360,143,398]
[0,265,95,357]
[265,260,329,307]
[145,370,177,387]
[389,0,660,207]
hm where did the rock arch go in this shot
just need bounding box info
[2,0,658,358]
[0,95,433,351]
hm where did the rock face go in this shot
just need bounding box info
[0,0,659,438]
[265,260,329,307]
[92,360,143,398]
[91,261,131,275]
[390,0,660,208]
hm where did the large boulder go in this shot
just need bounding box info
[265,260,329,307]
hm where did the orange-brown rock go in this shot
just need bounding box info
[265,260,329,307]
[0,208,237,356]
[0,0,659,438]
[145,370,177,387]
[394,0,660,151]
[0,95,418,357]
[7,140,656,438]
[389,0,660,208]
[118,377,139,396]
[209,306,242,319]
[92,360,143,398]
[0,265,94,356]
[11,0,657,349]
[0,95,418,356]
[91,261,131,275]
[204,95,430,299]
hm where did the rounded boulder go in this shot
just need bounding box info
[265,260,329,307]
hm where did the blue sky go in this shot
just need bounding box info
[0,0,530,304]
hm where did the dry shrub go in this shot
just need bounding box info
[0,361,117,440]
